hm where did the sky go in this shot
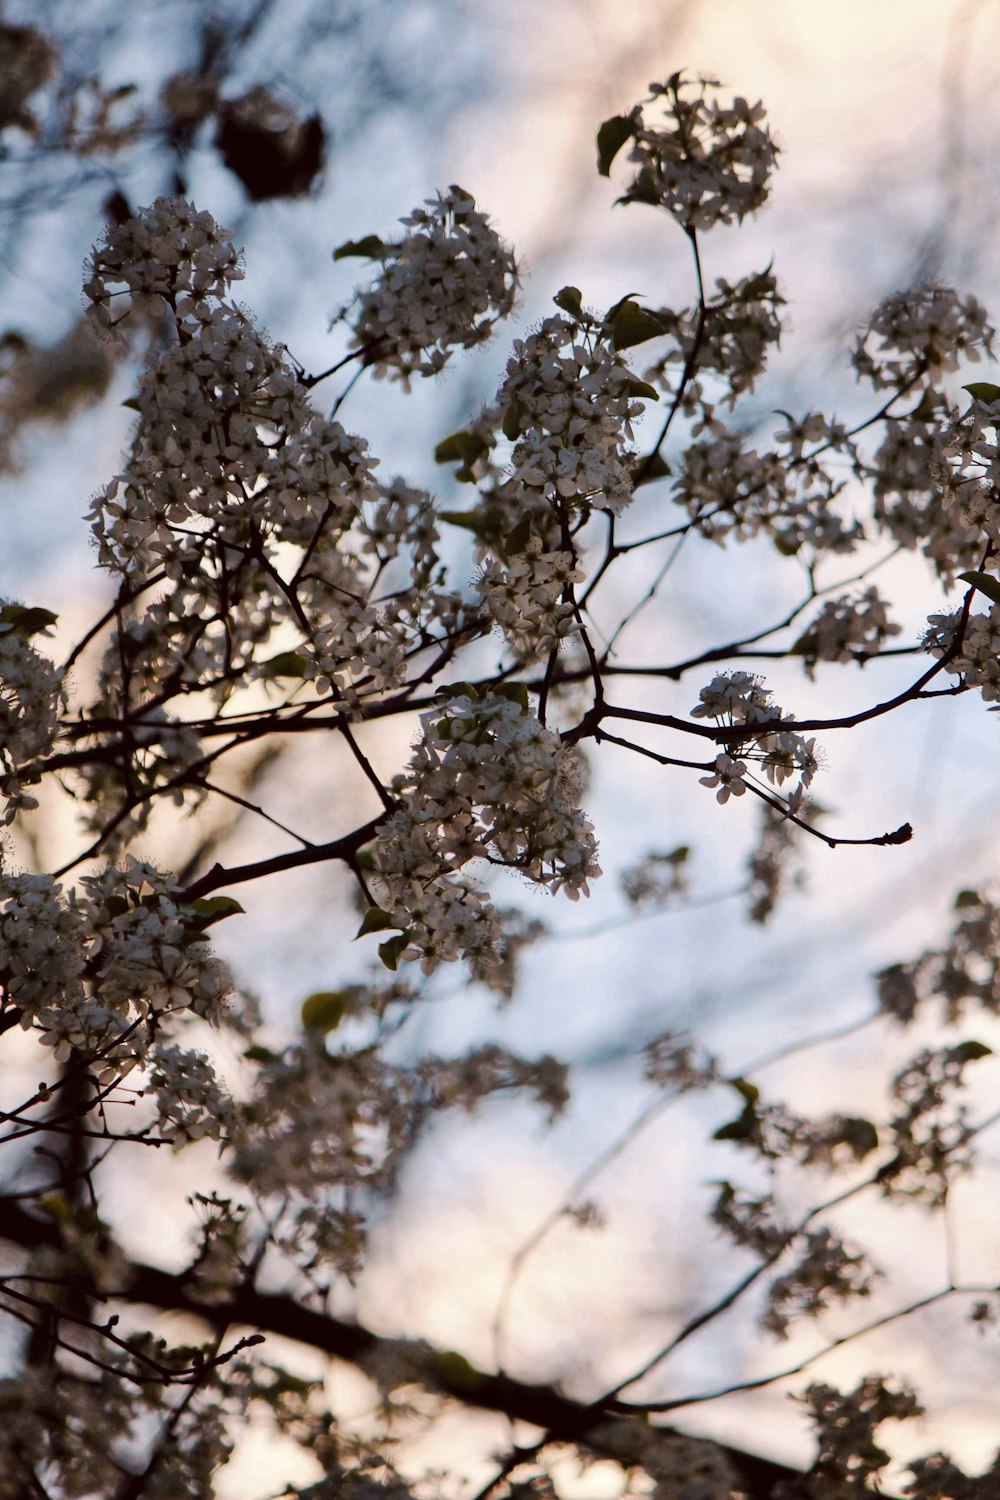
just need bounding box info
[3,0,1000,1491]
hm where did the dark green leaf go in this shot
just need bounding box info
[622,375,660,401]
[596,114,634,177]
[262,649,308,678]
[633,450,672,488]
[121,396,141,412]
[332,235,387,261]
[963,382,1000,405]
[713,1102,758,1144]
[492,682,529,711]
[434,429,488,467]
[243,1044,279,1064]
[959,570,1000,606]
[301,991,349,1033]
[835,1117,880,1160]
[503,515,533,556]
[501,402,522,441]
[356,906,396,938]
[437,681,480,702]
[186,896,245,930]
[951,1039,993,1064]
[955,889,982,909]
[553,285,584,318]
[728,1076,760,1104]
[0,605,58,637]
[606,300,667,352]
[378,933,410,971]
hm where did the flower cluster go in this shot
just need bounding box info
[617,74,778,230]
[923,605,1000,703]
[84,195,243,332]
[1,859,234,1082]
[497,314,645,515]
[647,265,785,408]
[761,1226,879,1339]
[372,687,600,975]
[476,539,583,659]
[672,424,861,554]
[148,1043,236,1146]
[0,615,62,821]
[799,1377,921,1492]
[852,283,994,391]
[691,670,819,809]
[344,186,519,382]
[794,586,901,673]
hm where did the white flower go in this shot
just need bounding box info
[699,752,748,804]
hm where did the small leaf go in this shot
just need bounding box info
[437,681,480,702]
[606,300,667,352]
[333,235,387,261]
[438,509,494,540]
[0,605,58,637]
[501,402,522,441]
[262,649,308,678]
[301,991,350,1033]
[503,514,533,556]
[553,285,584,318]
[243,1044,279,1064]
[121,396,141,412]
[633,450,672,488]
[492,681,529,711]
[186,896,245,930]
[951,1039,993,1065]
[713,1102,758,1144]
[434,429,488,467]
[596,114,634,176]
[355,906,395,938]
[378,933,410,971]
[955,888,982,909]
[963,382,1000,405]
[959,570,1000,606]
[835,1117,880,1160]
[431,1350,484,1390]
[728,1076,760,1105]
[622,375,660,400]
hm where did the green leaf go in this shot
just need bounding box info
[728,1076,760,1105]
[301,991,350,1033]
[959,570,1000,606]
[355,906,396,938]
[431,1350,485,1390]
[553,285,584,319]
[378,933,410,971]
[835,1117,880,1160]
[121,396,141,412]
[622,375,660,401]
[963,382,1000,405]
[492,681,529,711]
[434,429,488,469]
[332,235,387,261]
[243,1044,279,1064]
[503,514,533,556]
[712,1102,758,1144]
[596,114,634,176]
[186,896,245,930]
[605,300,667,352]
[501,402,522,441]
[0,604,58,637]
[950,1039,993,1065]
[262,649,308,678]
[437,681,480,702]
[633,450,672,488]
[955,888,983,909]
